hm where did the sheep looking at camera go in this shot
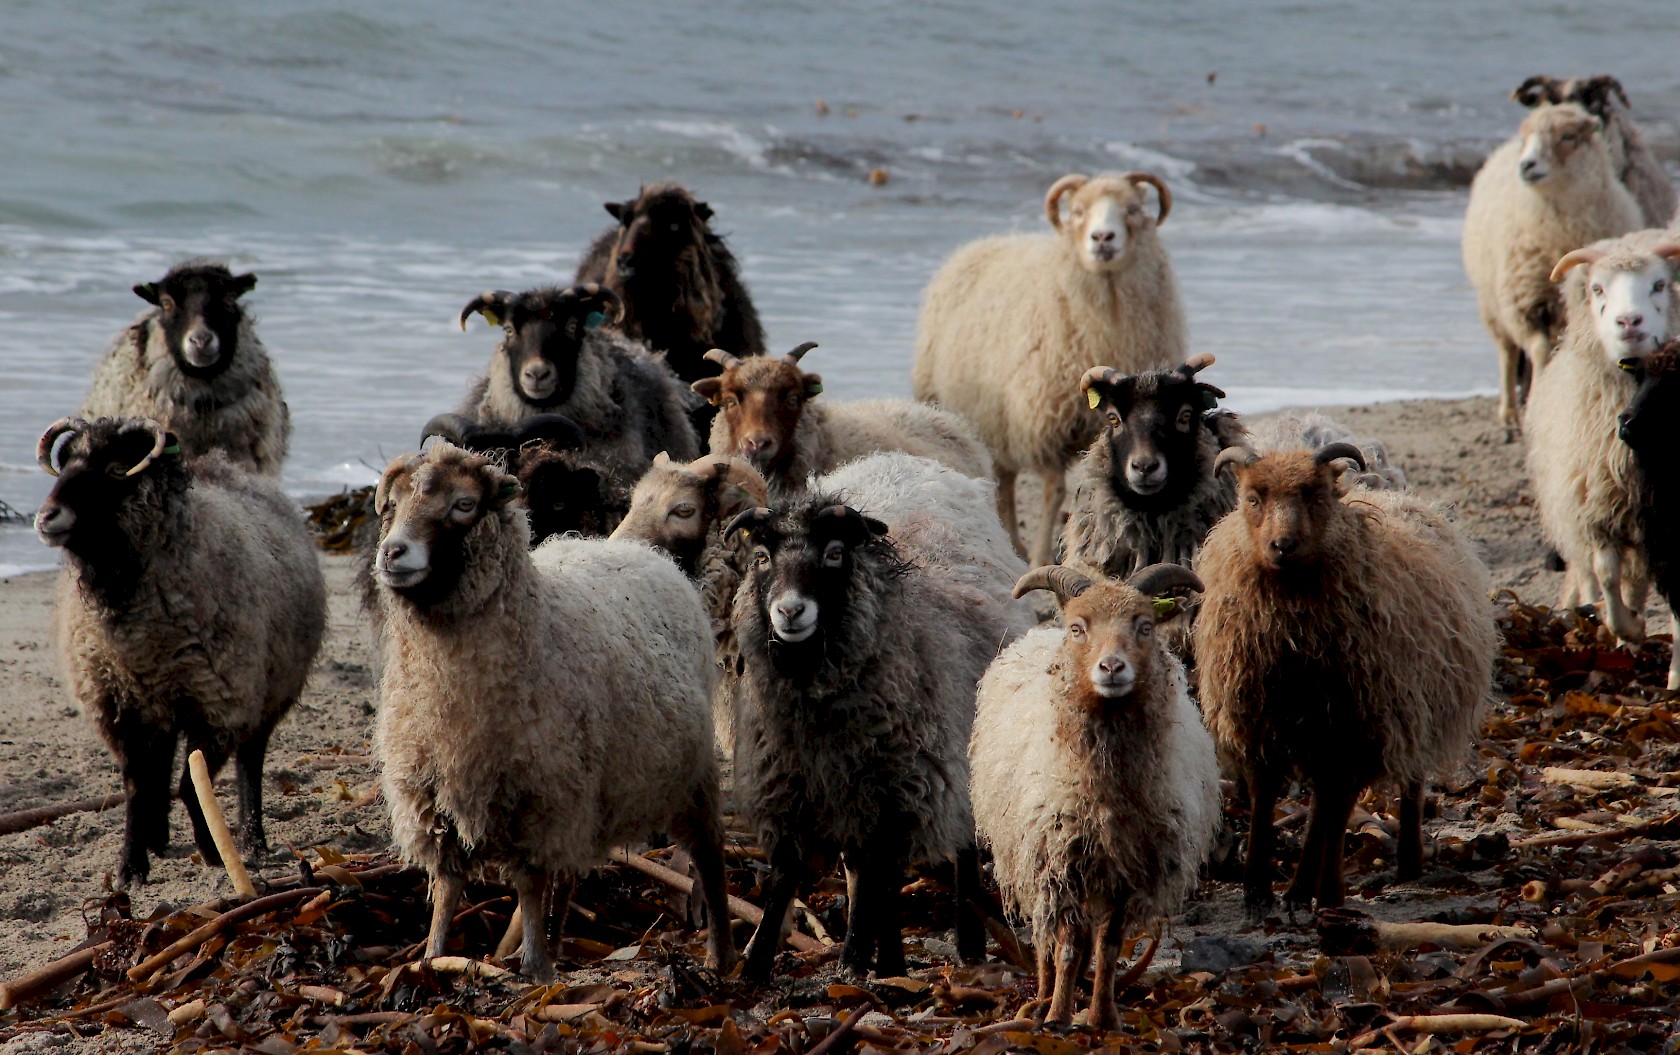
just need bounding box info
[914,171,1187,565]
[971,563,1219,1029]
[1513,75,1677,227]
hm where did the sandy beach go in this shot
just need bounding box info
[0,394,1670,984]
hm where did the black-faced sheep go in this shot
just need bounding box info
[1193,444,1496,915]
[1513,75,1677,227]
[80,262,290,476]
[368,443,733,980]
[1617,344,1680,690]
[457,282,701,483]
[575,181,766,388]
[696,343,991,490]
[35,417,326,888]
[726,491,1019,979]
[1527,233,1680,645]
[913,171,1187,565]
[970,564,1219,1029]
[1061,354,1243,580]
[1462,103,1643,426]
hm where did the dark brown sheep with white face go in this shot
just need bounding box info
[575,181,766,387]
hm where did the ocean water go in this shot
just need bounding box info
[2,2,1675,573]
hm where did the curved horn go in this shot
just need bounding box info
[703,347,743,370]
[723,506,775,538]
[783,341,819,366]
[1511,74,1559,107]
[1213,446,1260,476]
[1043,174,1089,230]
[510,413,585,451]
[459,290,512,331]
[121,419,171,478]
[1550,247,1604,283]
[1177,353,1216,378]
[1012,565,1094,602]
[36,417,86,477]
[1126,562,1204,597]
[692,454,769,507]
[1123,171,1172,225]
[1079,365,1123,394]
[1313,442,1367,471]
[419,412,480,448]
[571,282,624,325]
[1651,243,1680,264]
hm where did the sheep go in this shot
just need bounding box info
[1243,410,1408,491]
[34,416,326,888]
[1462,103,1644,427]
[80,261,290,476]
[970,563,1219,1028]
[913,171,1187,566]
[456,282,701,484]
[1527,233,1680,644]
[368,442,733,981]
[574,181,766,388]
[726,491,1020,979]
[1617,343,1680,690]
[695,342,992,490]
[420,412,630,540]
[1513,75,1677,227]
[1193,442,1497,916]
[1061,354,1244,581]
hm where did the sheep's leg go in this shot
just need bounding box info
[1045,919,1090,1028]
[1242,765,1283,920]
[1594,546,1647,643]
[1283,788,1326,912]
[1034,928,1054,1019]
[233,717,280,859]
[954,845,987,964]
[675,794,738,973]
[114,716,176,888]
[839,852,883,976]
[1086,902,1125,1031]
[1032,471,1068,569]
[513,867,557,982]
[996,466,1024,559]
[176,737,231,867]
[1620,558,1650,614]
[870,849,907,978]
[425,868,465,960]
[1396,781,1425,881]
[1558,562,1585,608]
[742,842,804,982]
[1307,779,1361,909]
[1496,337,1522,428]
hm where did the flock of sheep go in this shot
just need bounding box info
[21,72,1680,1025]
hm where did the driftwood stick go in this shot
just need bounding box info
[1349,1014,1527,1048]
[614,849,826,953]
[1473,945,1680,1010]
[0,793,124,836]
[0,942,112,1011]
[187,749,256,898]
[127,886,322,982]
[1112,934,1160,992]
[805,1006,866,1055]
[1513,812,1679,850]
[1319,908,1529,953]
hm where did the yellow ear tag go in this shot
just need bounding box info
[480,309,502,327]
[1152,597,1178,620]
[1087,389,1103,410]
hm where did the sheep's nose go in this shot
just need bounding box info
[1617,313,1645,332]
[1618,411,1635,442]
[774,598,807,622]
[1519,158,1540,176]
[1130,457,1160,476]
[381,540,408,563]
[1091,229,1117,244]
[1097,655,1129,676]
[1270,537,1298,556]
[741,435,775,458]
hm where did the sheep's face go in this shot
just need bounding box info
[1060,586,1162,705]
[613,454,766,568]
[733,502,889,651]
[34,418,183,551]
[694,357,822,474]
[1583,257,1676,363]
[604,183,714,284]
[1085,365,1223,504]
[1233,453,1344,572]
[460,285,620,407]
[1516,104,1603,187]
[133,263,256,377]
[374,447,519,605]
[1045,173,1171,274]
[518,449,620,544]
[1619,346,1680,456]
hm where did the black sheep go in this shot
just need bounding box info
[1618,345,1680,690]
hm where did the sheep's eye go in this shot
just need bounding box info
[1107,413,1122,429]
[158,295,177,315]
[671,503,696,519]
[1176,406,1194,431]
[1655,280,1668,294]
[723,396,740,409]
[454,496,478,514]
[785,391,801,406]
[669,222,681,233]
[1136,617,1154,639]
[1245,494,1260,507]
[1592,284,1605,296]
[822,540,845,567]
[753,548,770,568]
[1068,620,1086,638]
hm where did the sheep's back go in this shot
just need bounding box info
[819,399,992,479]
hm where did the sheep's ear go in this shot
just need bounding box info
[605,200,631,223]
[229,272,258,299]
[489,469,521,507]
[374,458,414,515]
[1152,597,1184,622]
[802,372,825,399]
[724,506,775,538]
[692,377,723,404]
[694,201,714,222]
[133,282,161,305]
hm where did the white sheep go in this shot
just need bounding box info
[970,564,1219,1029]
[1462,103,1644,427]
[913,171,1187,566]
[369,442,733,981]
[1527,231,1680,645]
[1513,75,1677,228]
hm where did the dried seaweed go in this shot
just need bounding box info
[304,486,375,554]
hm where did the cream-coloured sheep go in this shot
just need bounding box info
[913,171,1187,565]
[1463,103,1644,427]
[1527,232,1680,644]
[1514,75,1677,227]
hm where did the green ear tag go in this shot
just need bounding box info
[161,444,181,456]
[584,311,606,330]
[1152,597,1177,620]
[498,482,518,498]
[1087,388,1103,410]
[805,380,824,396]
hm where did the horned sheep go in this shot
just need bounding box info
[1617,344,1680,690]
[81,261,290,476]
[1194,443,1497,915]
[1513,75,1677,227]
[1462,102,1643,426]
[368,442,733,980]
[970,563,1219,1028]
[36,417,326,889]
[696,342,991,489]
[913,171,1187,565]
[1527,231,1680,645]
